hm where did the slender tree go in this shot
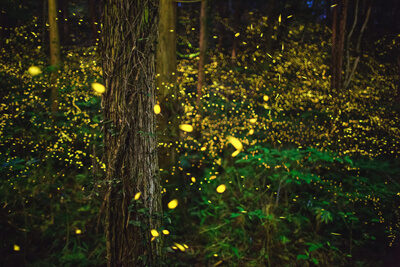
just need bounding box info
[265,0,277,54]
[343,0,371,89]
[231,0,243,64]
[48,0,62,114]
[0,2,3,50]
[331,0,348,94]
[156,0,179,173]
[102,1,162,266]
[59,0,69,45]
[197,0,208,104]
[88,0,99,43]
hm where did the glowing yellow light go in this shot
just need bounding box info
[162,229,170,235]
[14,245,20,251]
[151,229,159,237]
[235,32,240,37]
[200,147,206,151]
[216,184,226,193]
[174,242,186,251]
[154,104,161,114]
[179,124,193,132]
[168,199,178,209]
[250,118,257,124]
[28,66,41,76]
[134,192,141,200]
[278,14,281,23]
[263,95,269,101]
[249,129,254,135]
[76,229,82,234]
[91,82,105,94]
[191,177,196,182]
[226,136,243,157]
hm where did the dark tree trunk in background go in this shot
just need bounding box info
[231,0,243,64]
[59,0,69,45]
[325,0,332,26]
[331,0,348,94]
[197,0,208,104]
[102,0,162,266]
[0,3,3,50]
[88,0,99,43]
[48,0,62,115]
[157,0,177,99]
[216,1,226,50]
[343,0,371,89]
[265,0,277,54]
[156,0,179,183]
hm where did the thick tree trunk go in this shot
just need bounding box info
[197,0,208,104]
[102,1,161,266]
[48,0,62,115]
[156,0,178,176]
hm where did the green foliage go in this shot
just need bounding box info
[0,21,105,265]
[169,10,400,267]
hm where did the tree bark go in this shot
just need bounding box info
[343,1,371,89]
[88,0,99,43]
[102,1,162,266]
[331,0,348,94]
[231,0,243,64]
[156,0,179,176]
[48,0,62,115]
[0,2,3,50]
[265,0,277,54]
[197,0,208,104]
[59,0,70,45]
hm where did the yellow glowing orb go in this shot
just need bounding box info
[216,184,226,193]
[179,124,193,132]
[154,104,161,114]
[151,229,159,237]
[168,199,178,209]
[134,192,141,200]
[91,82,106,94]
[28,66,41,76]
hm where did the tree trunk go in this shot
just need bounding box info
[331,0,348,94]
[343,0,371,89]
[231,0,243,64]
[265,0,277,54]
[156,0,179,176]
[59,0,70,45]
[88,0,99,43]
[48,0,62,115]
[197,0,208,104]
[102,1,162,266]
[0,2,3,50]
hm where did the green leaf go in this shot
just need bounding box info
[297,254,309,260]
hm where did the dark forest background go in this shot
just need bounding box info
[1,0,400,266]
